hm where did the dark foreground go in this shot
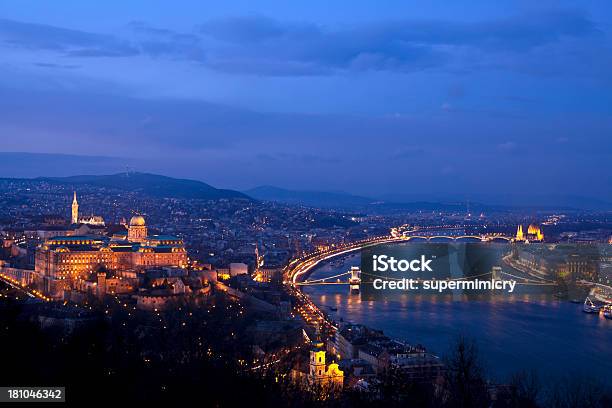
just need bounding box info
[1,286,611,407]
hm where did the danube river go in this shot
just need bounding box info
[302,251,612,384]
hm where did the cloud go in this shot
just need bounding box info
[200,16,292,44]
[127,21,204,60]
[198,15,444,75]
[0,18,203,61]
[194,10,599,75]
[0,18,138,57]
[33,62,80,69]
[0,10,606,78]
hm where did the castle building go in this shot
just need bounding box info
[35,215,187,298]
[127,215,147,242]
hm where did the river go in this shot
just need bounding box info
[302,251,612,384]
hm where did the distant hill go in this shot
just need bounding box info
[243,186,590,212]
[245,186,375,208]
[37,173,250,200]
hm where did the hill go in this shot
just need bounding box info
[244,186,375,208]
[37,173,249,200]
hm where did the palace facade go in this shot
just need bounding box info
[35,215,187,298]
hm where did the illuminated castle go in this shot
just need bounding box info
[515,224,544,242]
[36,215,187,299]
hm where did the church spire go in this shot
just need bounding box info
[71,191,79,224]
[515,225,524,241]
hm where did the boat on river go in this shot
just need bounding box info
[582,297,599,314]
[603,305,612,320]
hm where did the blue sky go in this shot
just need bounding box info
[0,1,611,201]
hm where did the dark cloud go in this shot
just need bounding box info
[0,18,137,56]
[200,11,597,50]
[199,15,444,75]
[33,62,80,69]
[0,18,202,61]
[0,10,603,76]
[195,10,599,75]
[128,21,204,59]
[128,21,177,37]
[200,16,292,44]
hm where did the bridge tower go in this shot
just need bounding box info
[349,266,361,294]
[491,266,502,281]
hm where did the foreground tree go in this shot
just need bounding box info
[442,336,489,408]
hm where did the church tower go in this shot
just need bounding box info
[515,225,524,241]
[309,341,327,381]
[71,191,79,224]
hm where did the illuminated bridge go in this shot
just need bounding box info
[295,267,556,287]
[285,233,515,285]
[402,234,513,242]
[284,233,547,342]
[285,235,406,284]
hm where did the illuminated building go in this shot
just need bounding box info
[515,224,544,242]
[78,215,105,226]
[307,341,344,388]
[35,215,187,298]
[71,192,105,226]
[71,191,79,224]
[127,215,147,242]
[528,224,544,241]
[515,225,524,241]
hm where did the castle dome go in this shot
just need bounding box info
[129,215,146,226]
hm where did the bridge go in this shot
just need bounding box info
[283,232,548,342]
[285,233,515,285]
[295,267,556,287]
[285,235,406,284]
[402,234,512,242]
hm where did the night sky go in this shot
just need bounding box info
[0,1,611,202]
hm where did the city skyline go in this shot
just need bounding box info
[1,1,611,199]
[2,3,612,405]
